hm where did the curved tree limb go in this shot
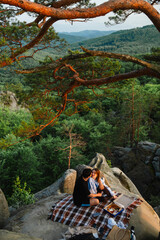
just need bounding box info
[15,52,90,74]
[0,0,160,32]
[33,80,81,135]
[73,68,160,86]
[51,0,83,8]
[33,67,160,136]
[81,47,160,74]
[27,0,82,27]
[16,48,160,78]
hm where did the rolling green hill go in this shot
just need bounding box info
[70,25,160,55]
[23,25,160,61]
[58,33,87,43]
[58,30,115,43]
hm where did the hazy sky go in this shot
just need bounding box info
[54,12,154,33]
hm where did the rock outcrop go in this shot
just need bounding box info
[89,153,141,196]
[0,230,42,240]
[112,141,160,199]
[0,91,27,111]
[0,189,10,228]
[2,153,160,240]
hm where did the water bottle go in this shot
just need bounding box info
[130,226,136,240]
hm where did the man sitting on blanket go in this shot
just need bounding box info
[73,168,102,207]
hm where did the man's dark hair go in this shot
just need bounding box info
[82,168,92,178]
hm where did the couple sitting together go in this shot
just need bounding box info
[73,168,116,207]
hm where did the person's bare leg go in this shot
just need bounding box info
[90,198,99,206]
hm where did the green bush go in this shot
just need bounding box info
[8,176,35,208]
[107,159,112,168]
[0,140,42,196]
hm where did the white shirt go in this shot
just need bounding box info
[88,177,114,196]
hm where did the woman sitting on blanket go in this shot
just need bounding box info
[88,168,117,200]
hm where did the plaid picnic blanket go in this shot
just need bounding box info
[50,193,142,239]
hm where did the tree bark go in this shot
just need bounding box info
[73,68,160,86]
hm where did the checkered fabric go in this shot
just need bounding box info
[50,194,142,239]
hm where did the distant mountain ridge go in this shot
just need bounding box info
[58,30,115,43]
[69,25,159,55]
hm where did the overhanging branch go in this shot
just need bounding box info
[16,53,90,74]
[81,47,160,74]
[0,0,160,32]
[74,68,160,86]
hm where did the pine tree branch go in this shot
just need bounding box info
[73,68,160,86]
[1,0,160,32]
[81,47,160,74]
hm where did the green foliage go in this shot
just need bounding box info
[105,80,160,146]
[0,17,65,66]
[0,78,159,199]
[106,159,112,167]
[0,106,36,148]
[0,141,42,196]
[71,25,160,55]
[8,176,35,208]
[0,107,34,139]
[0,25,158,88]
[33,135,69,186]
[143,47,160,63]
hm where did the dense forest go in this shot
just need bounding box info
[70,25,160,54]
[0,23,160,207]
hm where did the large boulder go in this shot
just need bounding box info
[0,230,42,240]
[3,153,160,240]
[35,169,76,200]
[89,153,141,196]
[128,200,160,240]
[4,194,69,240]
[112,141,160,199]
[0,189,10,228]
[0,91,28,111]
[0,91,20,110]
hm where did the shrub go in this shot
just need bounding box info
[107,159,112,167]
[8,176,35,208]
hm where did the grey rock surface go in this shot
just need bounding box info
[112,141,160,199]
[0,189,10,228]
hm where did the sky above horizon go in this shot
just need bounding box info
[54,12,153,33]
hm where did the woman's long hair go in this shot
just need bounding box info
[93,168,110,187]
[92,168,100,181]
